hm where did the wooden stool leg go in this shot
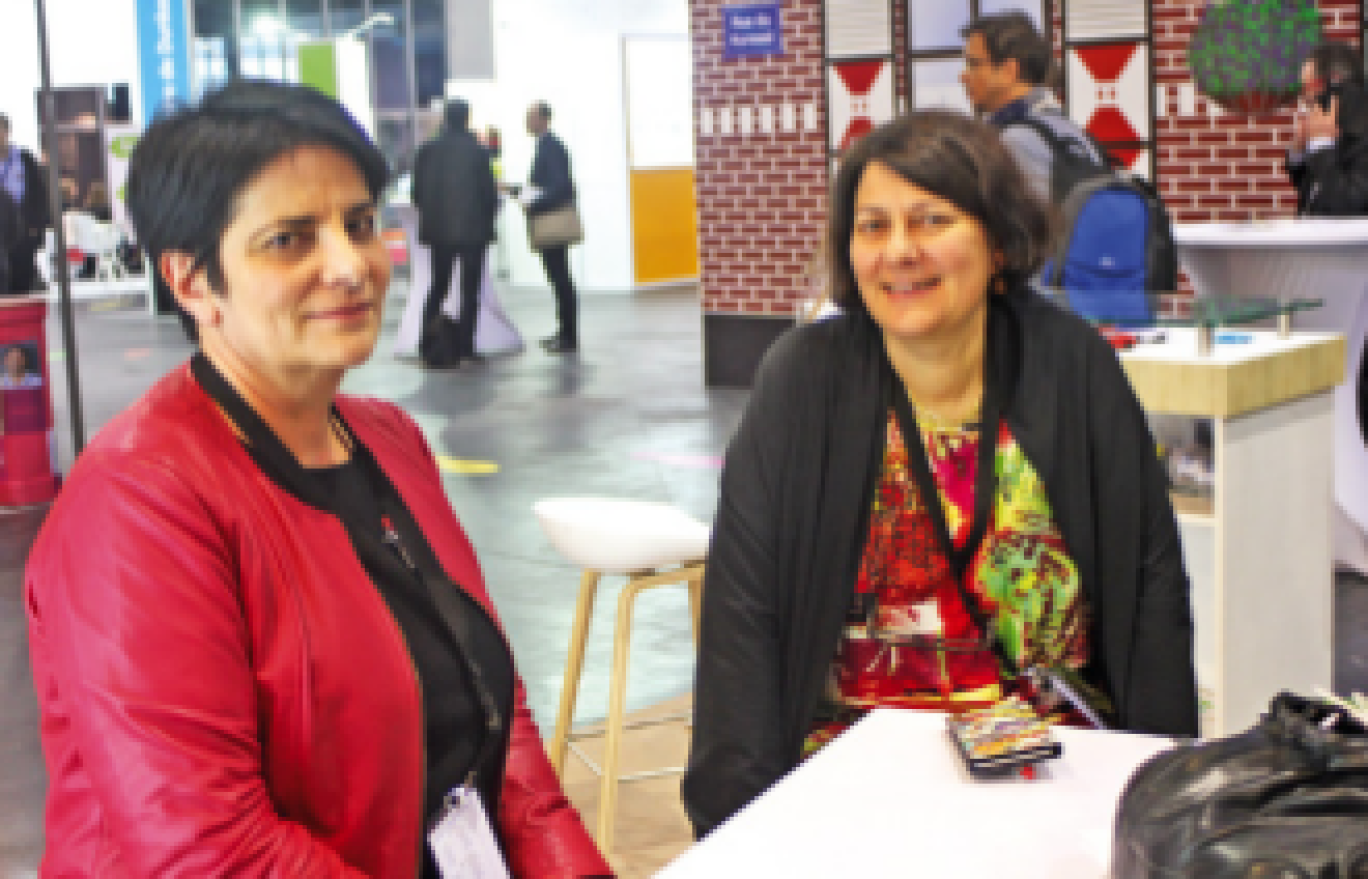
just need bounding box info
[550,569,601,777]
[686,566,704,649]
[596,572,646,854]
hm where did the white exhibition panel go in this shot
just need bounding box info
[3,0,141,148]
[451,0,689,292]
[659,709,1174,878]
[1174,220,1368,572]
[624,35,694,169]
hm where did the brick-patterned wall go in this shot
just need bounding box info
[1154,0,1360,224]
[691,0,827,318]
[691,0,1362,383]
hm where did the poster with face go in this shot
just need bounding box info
[0,341,45,436]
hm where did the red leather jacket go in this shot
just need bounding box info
[26,365,611,878]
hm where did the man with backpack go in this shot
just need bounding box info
[960,12,1177,308]
[960,12,1104,204]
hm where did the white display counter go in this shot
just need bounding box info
[1173,219,1368,571]
[1119,328,1344,735]
[658,709,1175,878]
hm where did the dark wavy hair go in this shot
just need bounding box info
[826,110,1054,319]
[127,80,389,300]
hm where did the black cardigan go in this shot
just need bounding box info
[682,286,1199,837]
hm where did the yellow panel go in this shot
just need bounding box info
[630,168,700,285]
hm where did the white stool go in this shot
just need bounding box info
[534,497,709,855]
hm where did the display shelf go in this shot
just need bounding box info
[1120,327,1345,418]
[1169,491,1214,521]
[1120,330,1345,737]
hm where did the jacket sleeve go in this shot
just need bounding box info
[26,458,367,877]
[412,143,434,218]
[528,137,574,212]
[682,339,797,838]
[999,125,1055,205]
[1298,138,1368,216]
[20,150,49,235]
[393,410,612,878]
[1085,338,1200,736]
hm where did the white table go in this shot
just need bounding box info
[387,203,523,359]
[659,710,1175,878]
[1174,219,1368,571]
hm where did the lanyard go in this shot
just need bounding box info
[887,360,1017,680]
[189,354,505,786]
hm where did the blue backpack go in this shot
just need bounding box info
[1010,117,1178,325]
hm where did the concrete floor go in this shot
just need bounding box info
[3,281,1367,876]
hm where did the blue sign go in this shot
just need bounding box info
[723,3,783,60]
[136,0,192,124]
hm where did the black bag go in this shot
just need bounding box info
[1112,692,1368,878]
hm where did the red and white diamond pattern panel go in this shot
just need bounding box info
[828,60,894,153]
[1066,42,1151,143]
[1115,147,1152,181]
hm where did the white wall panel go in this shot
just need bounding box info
[907,0,970,52]
[1065,0,1146,41]
[826,0,892,58]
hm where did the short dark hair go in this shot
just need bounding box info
[961,12,1053,87]
[126,80,388,299]
[1307,40,1365,88]
[0,113,9,131]
[531,101,552,123]
[827,110,1054,317]
[445,98,470,131]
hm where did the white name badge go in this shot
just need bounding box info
[428,787,511,879]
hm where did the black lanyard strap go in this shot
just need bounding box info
[189,354,505,782]
[887,360,1016,680]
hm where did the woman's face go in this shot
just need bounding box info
[4,349,24,379]
[186,145,390,395]
[849,161,997,349]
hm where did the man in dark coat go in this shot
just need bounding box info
[1286,41,1368,216]
[0,187,17,294]
[412,98,498,368]
[0,113,51,294]
[524,101,579,353]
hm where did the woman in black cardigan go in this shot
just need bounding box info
[683,110,1198,837]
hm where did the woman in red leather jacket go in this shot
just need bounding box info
[24,81,611,878]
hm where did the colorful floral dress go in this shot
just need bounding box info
[804,409,1092,755]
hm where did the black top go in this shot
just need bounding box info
[682,286,1199,837]
[312,460,512,878]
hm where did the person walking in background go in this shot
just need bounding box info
[412,98,498,369]
[0,113,51,294]
[523,101,581,354]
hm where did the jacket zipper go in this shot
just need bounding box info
[382,519,516,849]
[374,521,428,877]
